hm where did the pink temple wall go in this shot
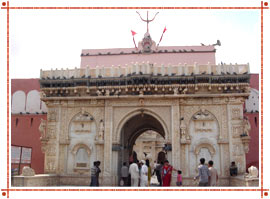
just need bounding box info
[80,46,216,68]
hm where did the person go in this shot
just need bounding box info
[161,160,176,187]
[230,161,238,176]
[138,161,142,186]
[155,161,163,186]
[194,158,209,186]
[146,159,152,186]
[90,161,101,186]
[95,161,101,186]
[176,170,182,186]
[153,161,157,171]
[129,160,139,187]
[121,162,129,186]
[140,160,148,186]
[208,160,218,186]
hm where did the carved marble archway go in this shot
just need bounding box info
[115,108,170,143]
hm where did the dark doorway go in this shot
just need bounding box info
[118,112,166,182]
[157,151,166,163]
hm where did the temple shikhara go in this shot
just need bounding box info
[11,12,259,187]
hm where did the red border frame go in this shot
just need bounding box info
[1,1,269,198]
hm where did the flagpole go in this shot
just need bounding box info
[133,36,138,50]
[131,30,138,50]
[156,27,167,50]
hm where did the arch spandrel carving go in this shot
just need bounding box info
[183,104,227,140]
[194,143,216,157]
[71,143,92,156]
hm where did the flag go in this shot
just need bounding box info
[163,26,167,33]
[131,30,138,50]
[157,26,167,49]
[131,30,137,36]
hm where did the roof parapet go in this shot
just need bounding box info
[40,62,249,80]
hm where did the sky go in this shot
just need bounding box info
[8,7,261,79]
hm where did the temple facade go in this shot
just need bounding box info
[38,32,252,185]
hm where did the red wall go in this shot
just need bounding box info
[11,79,40,95]
[11,78,46,174]
[249,73,259,91]
[244,73,259,171]
[11,114,46,174]
[244,113,259,171]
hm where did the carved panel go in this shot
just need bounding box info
[232,126,243,138]
[232,141,244,156]
[47,124,57,139]
[46,144,57,156]
[48,109,57,122]
[231,108,241,120]
[45,157,56,172]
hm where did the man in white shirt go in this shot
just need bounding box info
[208,160,218,186]
[129,160,139,187]
[140,160,148,187]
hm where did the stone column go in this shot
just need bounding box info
[171,99,181,170]
[103,101,113,186]
[58,101,69,174]
[227,100,246,174]
[55,105,62,174]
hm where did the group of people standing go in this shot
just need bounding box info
[127,159,150,187]
[91,158,221,187]
[122,159,183,187]
[194,158,218,186]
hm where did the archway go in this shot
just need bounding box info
[118,113,166,175]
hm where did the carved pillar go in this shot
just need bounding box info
[103,101,113,185]
[227,100,246,174]
[44,106,58,174]
[55,105,62,174]
[171,100,180,170]
[58,101,69,174]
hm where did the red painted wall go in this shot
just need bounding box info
[11,114,46,174]
[244,73,259,171]
[249,73,259,91]
[11,79,40,95]
[244,113,259,170]
[11,79,46,174]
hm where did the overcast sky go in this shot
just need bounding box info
[8,3,261,78]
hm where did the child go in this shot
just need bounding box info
[176,170,182,186]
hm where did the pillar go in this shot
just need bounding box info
[103,102,113,185]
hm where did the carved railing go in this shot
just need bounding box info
[40,62,249,80]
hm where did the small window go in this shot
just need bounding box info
[255,117,257,127]
[30,118,33,126]
[15,118,19,127]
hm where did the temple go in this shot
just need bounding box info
[11,13,259,187]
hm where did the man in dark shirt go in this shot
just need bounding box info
[230,161,238,176]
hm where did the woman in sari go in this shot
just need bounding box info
[161,160,176,186]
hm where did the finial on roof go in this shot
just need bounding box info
[136,11,159,34]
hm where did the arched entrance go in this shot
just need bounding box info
[118,112,166,175]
